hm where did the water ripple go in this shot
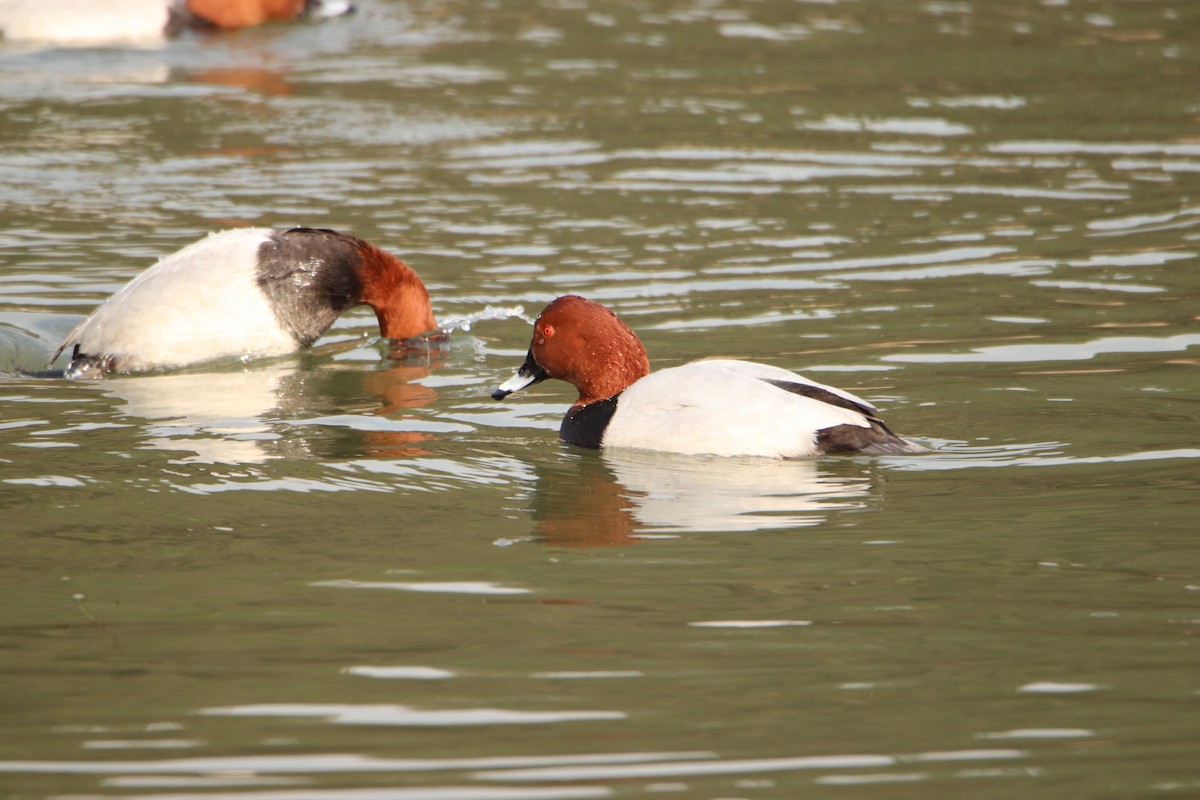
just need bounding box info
[475,749,1023,782]
[312,580,531,596]
[0,751,709,775]
[884,333,1200,364]
[886,446,1200,472]
[198,703,623,726]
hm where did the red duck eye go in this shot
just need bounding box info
[541,324,555,338]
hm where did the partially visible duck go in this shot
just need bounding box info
[51,227,436,378]
[491,295,924,458]
[0,0,353,45]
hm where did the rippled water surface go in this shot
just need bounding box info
[2,1,1198,798]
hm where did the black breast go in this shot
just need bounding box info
[560,395,621,449]
[255,228,365,347]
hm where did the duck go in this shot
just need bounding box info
[0,0,353,45]
[50,226,436,378]
[491,295,924,458]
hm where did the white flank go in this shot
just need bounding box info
[602,361,872,458]
[0,0,171,43]
[59,229,299,372]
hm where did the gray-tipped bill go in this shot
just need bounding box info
[491,349,547,400]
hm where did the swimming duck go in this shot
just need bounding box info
[0,0,353,44]
[51,227,436,378]
[492,295,923,458]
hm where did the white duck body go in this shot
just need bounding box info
[0,0,354,45]
[602,359,887,458]
[57,229,296,376]
[54,226,436,379]
[0,0,170,43]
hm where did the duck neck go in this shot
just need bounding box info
[572,331,649,408]
[356,243,437,340]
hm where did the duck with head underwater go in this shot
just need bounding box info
[51,227,436,379]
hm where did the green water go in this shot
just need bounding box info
[1,1,1198,798]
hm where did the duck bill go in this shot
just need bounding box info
[304,0,356,19]
[492,348,547,400]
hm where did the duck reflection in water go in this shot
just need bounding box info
[356,336,450,459]
[98,336,449,464]
[529,448,874,548]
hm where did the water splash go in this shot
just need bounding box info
[438,305,532,335]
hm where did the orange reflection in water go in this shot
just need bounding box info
[189,66,295,97]
[357,337,448,458]
[532,456,640,548]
